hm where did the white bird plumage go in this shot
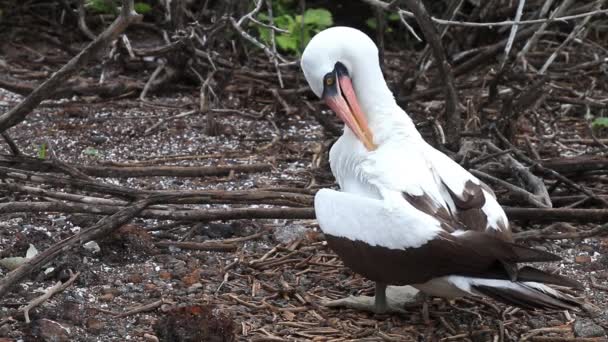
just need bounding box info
[302,26,583,313]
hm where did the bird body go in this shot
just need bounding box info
[302,26,584,312]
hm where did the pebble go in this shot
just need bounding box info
[33,319,72,342]
[86,317,104,334]
[575,255,592,263]
[83,241,100,253]
[573,318,606,337]
[99,293,114,302]
[273,224,309,244]
[143,333,159,342]
[187,282,203,293]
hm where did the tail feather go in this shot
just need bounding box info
[517,266,584,289]
[472,282,583,311]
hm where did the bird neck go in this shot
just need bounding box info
[350,63,421,145]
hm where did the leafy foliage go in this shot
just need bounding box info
[37,143,47,159]
[86,0,117,14]
[591,117,608,129]
[365,13,400,31]
[85,0,152,15]
[83,146,99,157]
[256,3,333,55]
[134,2,152,14]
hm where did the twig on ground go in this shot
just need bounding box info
[22,270,80,323]
[144,109,197,136]
[513,222,608,241]
[156,240,238,252]
[116,299,165,318]
[0,201,316,222]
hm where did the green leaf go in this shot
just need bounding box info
[83,147,99,157]
[37,143,47,159]
[276,35,299,53]
[592,117,608,128]
[86,0,117,14]
[134,2,152,14]
[303,8,332,28]
[388,13,400,21]
[366,17,377,29]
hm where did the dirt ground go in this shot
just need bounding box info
[1,35,608,341]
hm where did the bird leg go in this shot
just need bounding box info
[323,283,419,314]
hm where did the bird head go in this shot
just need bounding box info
[301,27,380,151]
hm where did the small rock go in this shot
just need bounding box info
[159,271,172,280]
[573,318,606,337]
[187,283,203,293]
[83,241,100,253]
[86,317,104,334]
[528,318,546,329]
[143,333,160,342]
[33,319,71,342]
[273,224,310,245]
[99,293,114,302]
[181,268,201,287]
[0,323,11,337]
[89,134,108,145]
[127,273,144,284]
[575,255,592,264]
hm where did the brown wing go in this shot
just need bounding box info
[402,181,510,240]
[325,230,560,286]
[445,180,512,241]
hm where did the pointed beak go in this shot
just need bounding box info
[323,73,376,151]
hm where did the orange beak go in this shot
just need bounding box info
[324,74,376,151]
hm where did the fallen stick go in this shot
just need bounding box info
[0,201,316,221]
[0,167,313,206]
[0,155,272,178]
[504,207,608,223]
[155,241,237,252]
[22,271,80,323]
[0,196,158,298]
[79,163,272,178]
[116,299,165,318]
[513,222,608,241]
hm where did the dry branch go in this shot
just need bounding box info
[22,271,80,323]
[0,201,315,222]
[0,0,142,133]
[0,171,313,207]
[0,154,272,178]
[504,207,608,223]
[514,222,608,241]
[156,240,238,252]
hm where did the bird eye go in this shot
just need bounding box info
[325,77,335,86]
